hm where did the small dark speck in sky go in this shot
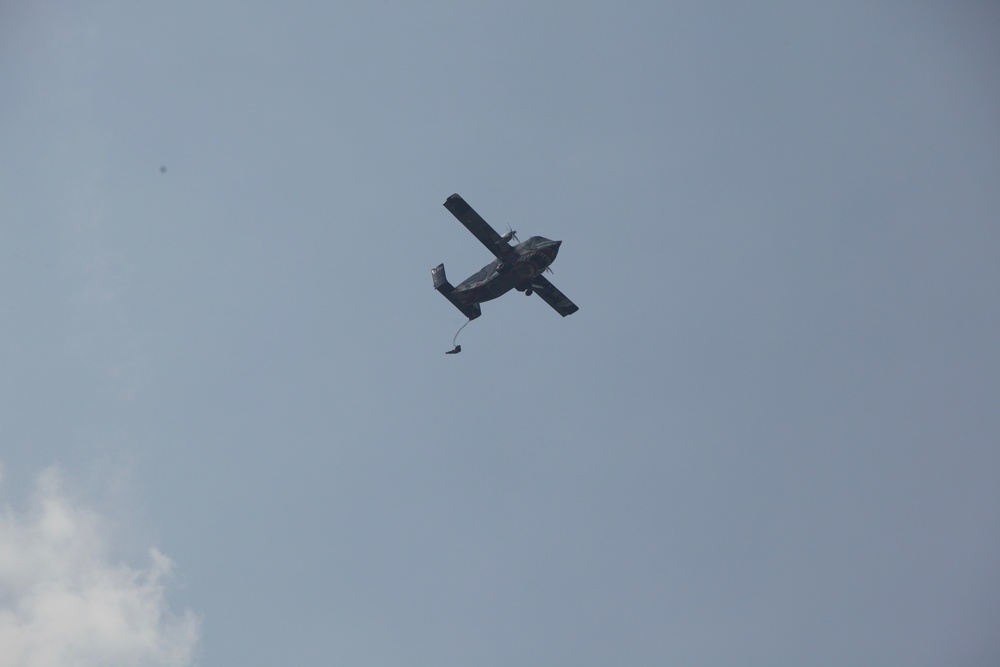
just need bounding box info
[160,166,167,173]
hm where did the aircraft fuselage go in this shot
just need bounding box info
[452,236,561,305]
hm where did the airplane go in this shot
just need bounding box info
[432,193,579,321]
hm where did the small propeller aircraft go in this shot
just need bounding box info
[432,194,579,321]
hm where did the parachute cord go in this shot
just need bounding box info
[452,318,470,346]
[447,318,471,354]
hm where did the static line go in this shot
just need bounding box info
[446,318,471,354]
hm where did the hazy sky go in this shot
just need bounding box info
[2,2,999,665]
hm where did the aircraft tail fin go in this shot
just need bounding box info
[432,264,481,320]
[431,263,451,292]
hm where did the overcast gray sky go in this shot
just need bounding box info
[2,2,999,666]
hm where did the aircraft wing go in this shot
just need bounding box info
[531,275,579,317]
[443,194,512,259]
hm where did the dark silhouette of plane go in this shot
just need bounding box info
[432,194,579,320]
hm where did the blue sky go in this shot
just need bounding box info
[2,2,999,665]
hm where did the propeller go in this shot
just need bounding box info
[500,226,519,244]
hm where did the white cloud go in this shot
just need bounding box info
[0,466,199,667]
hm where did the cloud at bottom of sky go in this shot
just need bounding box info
[0,464,199,667]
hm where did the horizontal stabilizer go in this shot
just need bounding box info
[432,263,481,320]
